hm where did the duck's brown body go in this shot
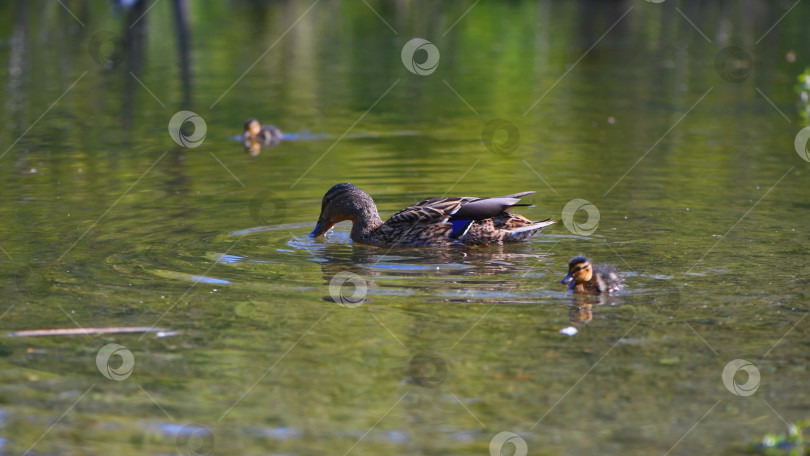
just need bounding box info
[311,183,554,247]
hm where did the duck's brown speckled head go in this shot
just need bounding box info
[310,183,378,237]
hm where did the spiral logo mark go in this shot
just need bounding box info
[714,47,753,83]
[88,31,127,68]
[561,199,600,236]
[329,272,367,308]
[407,353,447,388]
[96,343,135,381]
[249,191,287,225]
[176,425,215,456]
[401,38,440,76]
[168,111,207,148]
[481,119,520,156]
[489,431,528,456]
[793,127,810,162]
[722,359,760,396]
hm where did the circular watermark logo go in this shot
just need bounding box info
[481,119,520,156]
[561,199,600,236]
[722,359,760,396]
[329,272,367,308]
[176,425,215,456]
[88,31,127,68]
[401,38,440,76]
[714,47,753,83]
[407,353,447,387]
[96,343,135,381]
[248,191,287,225]
[490,431,528,456]
[168,111,207,148]
[793,127,810,162]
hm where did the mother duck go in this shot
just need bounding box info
[310,183,554,246]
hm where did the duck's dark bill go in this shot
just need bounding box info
[310,220,334,237]
[561,274,574,285]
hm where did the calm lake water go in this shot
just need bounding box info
[1,1,809,455]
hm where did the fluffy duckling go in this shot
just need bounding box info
[243,118,283,155]
[561,256,622,294]
[244,118,283,144]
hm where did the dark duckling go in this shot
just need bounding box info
[243,118,283,155]
[244,118,283,144]
[561,256,622,294]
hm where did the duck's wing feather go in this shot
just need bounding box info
[385,191,536,227]
[451,191,535,221]
[385,197,473,226]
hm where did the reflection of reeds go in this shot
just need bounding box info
[797,68,810,125]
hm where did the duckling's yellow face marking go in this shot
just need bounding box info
[244,119,261,136]
[569,261,593,283]
[243,119,263,155]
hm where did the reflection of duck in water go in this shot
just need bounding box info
[567,294,616,325]
[569,299,594,324]
[310,183,555,247]
[243,118,283,156]
[561,256,622,294]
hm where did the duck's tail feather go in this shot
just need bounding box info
[503,218,555,242]
[509,218,555,233]
[500,191,535,199]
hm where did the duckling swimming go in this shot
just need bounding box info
[243,118,283,155]
[244,118,283,144]
[561,256,622,294]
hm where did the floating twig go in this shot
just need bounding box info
[8,327,169,337]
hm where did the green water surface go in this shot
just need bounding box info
[0,1,809,455]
